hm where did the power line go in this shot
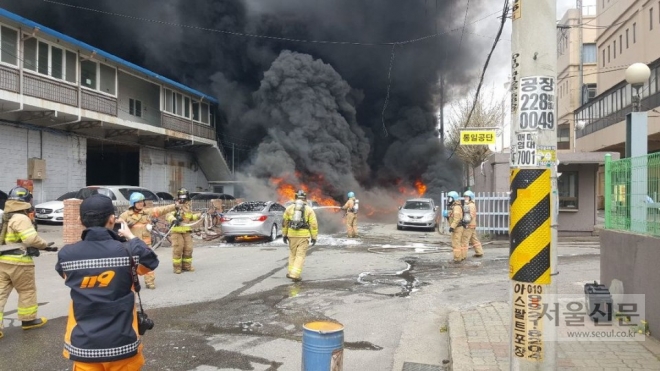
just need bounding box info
[457,0,472,53]
[447,0,509,160]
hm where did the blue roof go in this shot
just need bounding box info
[0,8,218,105]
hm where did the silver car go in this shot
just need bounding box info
[397,198,439,231]
[220,201,285,243]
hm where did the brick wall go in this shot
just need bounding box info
[63,198,84,244]
[0,124,86,204]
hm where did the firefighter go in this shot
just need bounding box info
[0,187,53,339]
[461,190,483,258]
[446,191,464,263]
[166,188,201,274]
[341,191,359,238]
[282,190,318,282]
[56,194,159,370]
[119,192,177,289]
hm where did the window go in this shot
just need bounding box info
[607,45,610,63]
[99,63,116,95]
[129,98,142,118]
[65,51,76,83]
[557,125,570,149]
[558,171,579,209]
[165,89,173,112]
[163,88,190,118]
[602,48,605,67]
[201,102,209,124]
[184,97,190,118]
[651,9,654,30]
[633,23,637,43]
[582,43,597,63]
[51,47,63,79]
[0,26,18,65]
[626,29,629,48]
[37,42,48,75]
[80,60,96,89]
[619,35,622,54]
[613,40,616,58]
[23,38,37,71]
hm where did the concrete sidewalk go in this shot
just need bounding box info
[448,302,660,371]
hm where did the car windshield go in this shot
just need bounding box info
[76,187,116,200]
[403,201,431,210]
[57,191,78,201]
[230,202,266,212]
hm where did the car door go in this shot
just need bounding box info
[270,203,284,228]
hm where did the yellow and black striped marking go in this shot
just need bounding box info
[509,168,551,284]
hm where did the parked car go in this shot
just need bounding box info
[191,192,236,201]
[397,198,439,231]
[74,186,160,204]
[157,192,174,201]
[220,201,285,243]
[34,191,79,224]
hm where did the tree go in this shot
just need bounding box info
[445,87,505,171]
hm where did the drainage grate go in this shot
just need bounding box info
[401,362,443,371]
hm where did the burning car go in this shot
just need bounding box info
[220,201,286,243]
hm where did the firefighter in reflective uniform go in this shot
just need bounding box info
[119,192,177,289]
[282,190,318,282]
[446,191,465,263]
[341,191,359,238]
[0,187,51,339]
[461,190,483,258]
[166,188,200,274]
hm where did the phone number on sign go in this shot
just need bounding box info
[519,93,554,130]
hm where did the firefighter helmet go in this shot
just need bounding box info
[177,188,190,200]
[8,186,32,203]
[129,192,146,208]
[295,190,307,200]
[347,191,355,198]
[463,190,475,200]
[447,191,459,201]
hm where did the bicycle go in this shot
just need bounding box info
[150,217,172,248]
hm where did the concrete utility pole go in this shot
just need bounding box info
[577,0,584,105]
[509,0,558,369]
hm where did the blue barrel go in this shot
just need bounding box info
[302,321,344,371]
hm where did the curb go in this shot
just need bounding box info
[448,311,472,371]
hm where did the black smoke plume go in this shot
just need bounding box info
[4,0,489,208]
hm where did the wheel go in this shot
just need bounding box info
[268,224,278,242]
[151,231,162,247]
[397,225,402,230]
[225,236,235,243]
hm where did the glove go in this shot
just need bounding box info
[449,227,455,233]
[26,247,40,257]
[282,236,289,244]
[171,219,180,226]
[310,239,317,246]
[44,246,58,252]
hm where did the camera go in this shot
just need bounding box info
[137,310,154,335]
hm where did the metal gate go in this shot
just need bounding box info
[440,192,510,235]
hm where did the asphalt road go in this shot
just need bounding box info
[0,222,602,371]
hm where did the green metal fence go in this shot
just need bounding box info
[605,152,660,237]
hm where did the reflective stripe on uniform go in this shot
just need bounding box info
[64,339,140,359]
[19,228,38,240]
[4,232,21,243]
[59,256,139,271]
[0,254,33,264]
[17,305,38,316]
[290,267,302,275]
[182,258,192,263]
[172,258,182,264]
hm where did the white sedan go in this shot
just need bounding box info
[34,191,78,224]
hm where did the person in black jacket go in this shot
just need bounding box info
[56,194,159,371]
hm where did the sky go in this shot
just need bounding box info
[454,0,597,152]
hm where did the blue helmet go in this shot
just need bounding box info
[129,192,146,208]
[463,190,475,200]
[447,191,459,201]
[347,191,355,198]
[442,210,449,218]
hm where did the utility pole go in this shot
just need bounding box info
[440,76,445,143]
[232,143,235,174]
[577,0,584,105]
[509,0,558,369]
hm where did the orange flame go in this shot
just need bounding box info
[269,174,339,206]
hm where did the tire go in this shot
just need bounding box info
[397,225,402,230]
[225,236,235,243]
[151,231,161,247]
[268,224,278,242]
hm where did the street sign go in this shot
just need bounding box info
[459,130,497,145]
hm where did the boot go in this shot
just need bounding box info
[22,317,48,330]
[146,283,156,289]
[286,273,302,282]
[173,265,182,274]
[183,266,195,272]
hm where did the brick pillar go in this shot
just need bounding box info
[63,199,84,244]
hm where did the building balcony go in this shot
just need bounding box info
[0,64,216,148]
